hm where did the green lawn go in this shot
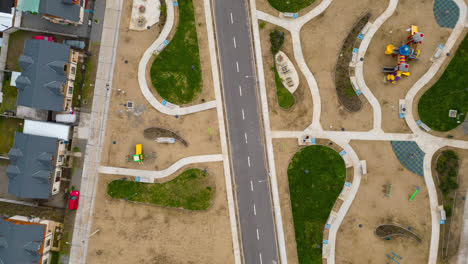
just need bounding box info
[418,35,468,131]
[50,251,60,264]
[268,0,315,12]
[0,79,17,113]
[0,117,23,155]
[150,0,201,105]
[274,68,295,109]
[107,169,214,210]
[287,145,346,264]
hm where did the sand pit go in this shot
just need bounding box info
[99,0,221,171]
[85,162,234,263]
[335,140,431,263]
[301,0,386,131]
[362,0,451,133]
[259,23,314,131]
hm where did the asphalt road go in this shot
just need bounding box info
[213,0,279,263]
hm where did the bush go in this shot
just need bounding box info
[259,22,266,29]
[444,205,453,217]
[269,29,284,54]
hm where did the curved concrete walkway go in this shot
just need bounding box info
[98,154,223,180]
[354,0,398,131]
[137,0,217,116]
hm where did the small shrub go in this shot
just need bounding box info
[444,205,453,217]
[73,146,80,152]
[259,22,266,29]
[269,29,284,54]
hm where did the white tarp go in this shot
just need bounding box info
[10,71,20,87]
[23,120,70,140]
[0,10,14,32]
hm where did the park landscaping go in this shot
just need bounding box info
[150,0,202,105]
[267,0,315,13]
[287,145,346,263]
[107,168,215,210]
[418,35,468,131]
[270,29,295,109]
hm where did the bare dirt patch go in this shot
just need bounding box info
[362,0,451,133]
[301,0,386,131]
[100,0,221,172]
[259,23,314,131]
[335,140,431,264]
[86,162,234,264]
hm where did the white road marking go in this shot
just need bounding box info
[250,180,253,191]
[247,156,251,167]
[236,61,239,72]
[241,109,245,120]
[259,253,263,264]
[230,12,233,24]
[244,133,248,143]
[253,204,256,215]
[239,85,242,96]
[233,37,237,48]
[256,228,260,240]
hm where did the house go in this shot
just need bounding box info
[17,0,85,26]
[0,0,15,32]
[6,130,69,199]
[16,39,79,112]
[0,216,63,264]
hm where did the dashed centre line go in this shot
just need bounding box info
[239,85,242,96]
[256,228,260,240]
[250,180,253,191]
[244,133,248,143]
[247,156,251,167]
[230,12,233,24]
[233,37,237,48]
[241,109,245,120]
[253,204,256,215]
[259,253,263,264]
[236,61,239,72]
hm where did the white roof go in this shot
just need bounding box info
[23,120,70,140]
[0,11,14,32]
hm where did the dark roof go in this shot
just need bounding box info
[0,218,45,264]
[16,39,70,112]
[0,0,14,14]
[38,0,81,22]
[7,132,58,199]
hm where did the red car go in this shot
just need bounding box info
[68,191,80,210]
[34,36,54,42]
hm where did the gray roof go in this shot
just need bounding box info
[39,0,81,22]
[0,0,14,13]
[16,39,70,112]
[7,132,58,199]
[0,218,45,264]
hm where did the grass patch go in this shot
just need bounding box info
[0,117,23,155]
[418,35,468,131]
[0,79,17,113]
[287,145,346,263]
[274,69,295,109]
[50,251,60,264]
[107,168,215,210]
[150,0,201,104]
[267,0,315,12]
[437,150,459,196]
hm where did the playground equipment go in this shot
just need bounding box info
[409,186,420,201]
[125,144,156,164]
[383,25,423,83]
[384,183,393,198]
[386,252,403,264]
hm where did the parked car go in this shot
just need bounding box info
[63,39,86,49]
[34,36,54,42]
[68,190,80,210]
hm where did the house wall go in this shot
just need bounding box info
[63,49,79,112]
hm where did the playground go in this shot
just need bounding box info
[86,162,235,264]
[361,0,451,133]
[259,22,314,130]
[99,0,221,171]
[335,141,431,263]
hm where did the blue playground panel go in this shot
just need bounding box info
[433,0,460,28]
[163,40,169,45]
[136,176,141,182]
[323,240,328,244]
[399,113,405,119]
[325,224,331,229]
[311,138,316,144]
[438,44,444,50]
[293,13,299,18]
[339,150,347,156]
[440,219,445,224]
[173,1,178,6]
[358,34,364,40]
[390,141,425,176]
[355,89,362,95]
[161,100,167,106]
[345,182,351,187]
[352,48,359,53]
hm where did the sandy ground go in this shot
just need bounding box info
[259,23,314,131]
[100,0,221,171]
[271,138,353,263]
[86,162,235,264]
[301,0,386,132]
[411,30,468,141]
[335,140,431,264]
[363,0,452,133]
[431,148,468,263]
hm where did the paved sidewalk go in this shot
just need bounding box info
[99,154,223,180]
[457,187,468,264]
[137,0,216,116]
